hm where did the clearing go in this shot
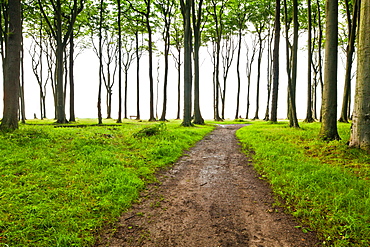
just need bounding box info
[95,124,320,246]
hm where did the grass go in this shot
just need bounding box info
[0,119,214,246]
[237,121,370,246]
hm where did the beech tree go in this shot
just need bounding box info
[1,0,22,131]
[192,0,205,125]
[156,0,176,122]
[338,0,360,123]
[180,0,193,126]
[270,0,281,122]
[228,0,248,120]
[38,0,84,124]
[349,0,370,151]
[319,0,340,140]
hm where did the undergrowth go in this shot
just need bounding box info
[0,119,214,246]
[237,121,370,246]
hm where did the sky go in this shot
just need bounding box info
[0,34,351,122]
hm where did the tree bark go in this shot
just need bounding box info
[192,0,204,125]
[339,0,359,123]
[349,0,370,151]
[304,0,315,123]
[180,0,193,126]
[319,0,340,140]
[1,0,21,131]
[270,0,280,122]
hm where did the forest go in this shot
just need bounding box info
[1,0,370,246]
[1,0,370,150]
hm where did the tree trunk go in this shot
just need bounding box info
[69,31,75,122]
[253,30,264,120]
[305,0,315,123]
[339,0,359,123]
[117,0,122,123]
[20,37,26,123]
[319,0,340,140]
[97,0,103,125]
[235,30,242,120]
[1,0,21,131]
[270,0,281,122]
[192,0,204,125]
[135,31,141,120]
[349,0,370,151]
[180,0,193,126]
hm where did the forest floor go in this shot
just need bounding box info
[95,124,320,247]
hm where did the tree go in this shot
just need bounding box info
[338,0,360,123]
[156,0,176,122]
[319,0,340,140]
[245,35,258,119]
[192,0,205,125]
[270,0,281,122]
[304,0,315,123]
[349,0,370,151]
[229,0,248,120]
[1,0,21,131]
[130,0,156,121]
[170,12,183,120]
[180,0,193,126]
[38,0,84,124]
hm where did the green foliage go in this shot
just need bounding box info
[237,121,370,246]
[0,120,213,246]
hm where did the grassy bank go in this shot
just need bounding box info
[0,119,214,246]
[237,121,370,246]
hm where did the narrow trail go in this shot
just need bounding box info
[95,125,319,247]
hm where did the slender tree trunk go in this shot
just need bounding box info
[270,0,281,122]
[117,0,122,123]
[349,0,370,151]
[235,30,242,120]
[97,0,103,124]
[319,0,340,140]
[253,31,264,120]
[288,0,300,128]
[192,0,204,125]
[20,37,26,123]
[180,0,193,126]
[339,0,359,123]
[69,31,75,122]
[135,31,141,120]
[1,0,21,131]
[305,0,315,123]
[176,49,181,120]
[317,0,324,121]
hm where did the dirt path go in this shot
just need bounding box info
[95,125,320,247]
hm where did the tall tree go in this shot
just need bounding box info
[270,0,281,122]
[1,0,21,131]
[156,0,176,122]
[319,0,340,140]
[229,0,248,120]
[349,0,370,151]
[180,0,193,126]
[38,0,83,124]
[130,0,156,121]
[304,0,315,123]
[192,0,205,125]
[338,0,360,123]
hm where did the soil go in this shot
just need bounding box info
[95,124,320,247]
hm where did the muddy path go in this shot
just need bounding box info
[95,124,320,247]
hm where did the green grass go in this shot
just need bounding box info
[237,121,370,246]
[0,119,214,246]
